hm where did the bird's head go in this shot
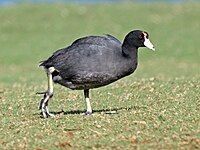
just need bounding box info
[124,30,155,51]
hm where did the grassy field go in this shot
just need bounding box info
[0,3,199,149]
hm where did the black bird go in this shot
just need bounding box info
[38,30,155,118]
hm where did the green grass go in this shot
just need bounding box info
[0,3,199,149]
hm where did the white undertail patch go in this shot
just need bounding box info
[48,67,56,73]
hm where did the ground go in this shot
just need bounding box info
[0,3,199,149]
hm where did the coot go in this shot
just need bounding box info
[38,30,155,118]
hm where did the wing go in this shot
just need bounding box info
[40,35,123,82]
[57,43,122,79]
[40,35,121,67]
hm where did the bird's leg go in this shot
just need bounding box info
[84,89,92,115]
[38,67,55,118]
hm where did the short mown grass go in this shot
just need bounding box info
[0,3,199,149]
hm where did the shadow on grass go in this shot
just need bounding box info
[51,105,146,115]
[35,106,147,118]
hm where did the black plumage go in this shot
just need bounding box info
[38,30,155,118]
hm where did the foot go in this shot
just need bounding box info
[37,91,47,110]
[37,92,55,118]
[45,106,55,118]
[42,106,55,118]
[85,111,92,115]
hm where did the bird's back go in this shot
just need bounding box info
[40,35,136,89]
[41,35,121,67]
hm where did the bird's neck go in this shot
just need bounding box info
[122,43,138,59]
[119,43,138,77]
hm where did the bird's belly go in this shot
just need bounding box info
[54,73,119,90]
[56,79,117,90]
[53,62,137,89]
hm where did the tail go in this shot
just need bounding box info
[38,60,46,67]
[38,60,52,69]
